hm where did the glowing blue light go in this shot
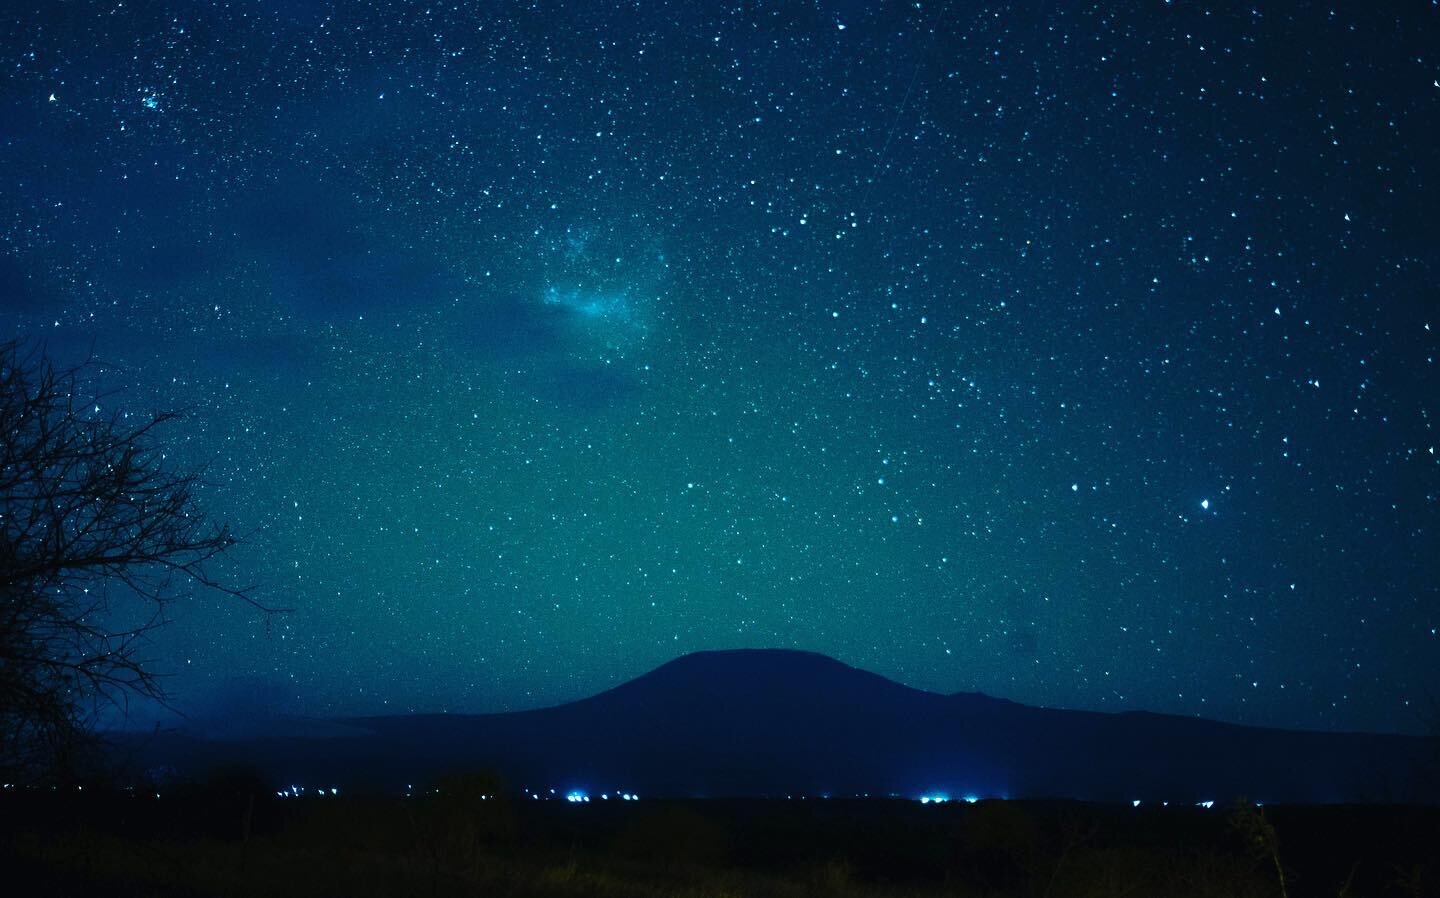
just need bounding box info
[565,790,589,803]
[1132,800,1141,808]
[918,793,949,804]
[1197,800,1215,809]
[963,795,980,804]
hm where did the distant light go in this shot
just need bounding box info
[1201,499,1210,510]
[919,793,949,804]
[1132,800,1142,808]
[963,795,980,804]
[1198,800,1215,809]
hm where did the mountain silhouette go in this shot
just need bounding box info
[126,650,1436,803]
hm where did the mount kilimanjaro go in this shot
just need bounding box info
[124,650,1436,803]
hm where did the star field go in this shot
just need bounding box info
[1,0,1436,733]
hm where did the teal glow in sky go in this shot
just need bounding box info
[1,0,1436,733]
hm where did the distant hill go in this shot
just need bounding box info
[119,649,1437,803]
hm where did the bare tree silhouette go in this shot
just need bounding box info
[0,340,284,781]
[1229,800,1289,898]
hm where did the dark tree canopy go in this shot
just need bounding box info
[0,341,274,781]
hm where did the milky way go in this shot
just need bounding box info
[1,0,1435,732]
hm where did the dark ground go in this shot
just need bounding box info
[3,780,1437,897]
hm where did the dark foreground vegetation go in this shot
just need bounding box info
[3,776,1438,898]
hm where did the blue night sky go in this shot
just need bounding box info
[1,0,1436,733]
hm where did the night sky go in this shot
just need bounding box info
[2,0,1436,735]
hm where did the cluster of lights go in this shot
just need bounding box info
[917,794,981,804]
[524,787,640,802]
[561,790,641,802]
[276,785,339,799]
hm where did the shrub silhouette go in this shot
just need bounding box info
[1228,801,1289,898]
